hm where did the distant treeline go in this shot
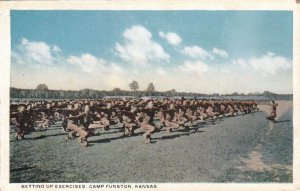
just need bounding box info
[10,87,293,101]
[10,87,214,99]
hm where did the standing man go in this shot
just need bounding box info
[266,100,278,121]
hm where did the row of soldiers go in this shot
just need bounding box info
[10,98,259,147]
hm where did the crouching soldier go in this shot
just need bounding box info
[163,105,180,133]
[136,111,156,144]
[122,111,138,136]
[65,105,93,147]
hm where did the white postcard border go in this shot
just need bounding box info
[0,1,299,191]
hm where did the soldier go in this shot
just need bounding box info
[175,108,188,125]
[136,111,156,144]
[206,102,219,124]
[14,104,27,141]
[78,104,99,138]
[97,102,113,131]
[122,110,138,136]
[266,100,278,121]
[65,104,89,147]
[25,104,35,132]
[163,103,180,132]
[226,101,236,117]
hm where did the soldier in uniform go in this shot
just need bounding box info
[65,104,89,147]
[14,104,27,140]
[25,104,35,132]
[122,110,138,136]
[266,100,278,121]
[136,111,156,144]
[163,103,180,132]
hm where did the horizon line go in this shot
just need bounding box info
[10,86,293,95]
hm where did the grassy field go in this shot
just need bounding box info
[10,101,293,183]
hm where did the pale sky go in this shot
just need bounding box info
[11,11,293,94]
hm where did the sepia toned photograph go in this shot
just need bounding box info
[0,1,299,190]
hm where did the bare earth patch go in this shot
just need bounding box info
[235,100,293,182]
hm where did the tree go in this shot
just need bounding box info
[171,89,177,97]
[129,81,139,97]
[112,88,121,96]
[146,83,155,96]
[165,89,177,97]
[263,91,276,96]
[36,84,49,91]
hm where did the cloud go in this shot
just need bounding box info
[12,38,60,66]
[156,68,167,75]
[178,60,210,76]
[66,53,128,89]
[67,53,107,73]
[115,25,170,65]
[233,52,292,75]
[249,52,292,75]
[232,59,247,67]
[212,48,228,58]
[159,31,182,45]
[11,37,292,94]
[52,45,61,52]
[181,45,213,60]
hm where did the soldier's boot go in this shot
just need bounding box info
[154,125,161,132]
[119,124,125,132]
[128,127,135,136]
[15,134,21,141]
[79,138,88,147]
[65,132,75,141]
[166,127,172,133]
[104,125,110,131]
[143,135,151,144]
[123,127,129,136]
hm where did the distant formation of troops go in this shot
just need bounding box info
[10,98,262,147]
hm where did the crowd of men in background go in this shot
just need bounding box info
[10,98,260,147]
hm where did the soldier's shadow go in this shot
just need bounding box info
[88,131,144,144]
[26,133,67,140]
[42,127,63,131]
[274,119,291,123]
[98,130,121,135]
[153,129,205,141]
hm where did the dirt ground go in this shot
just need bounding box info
[10,101,293,183]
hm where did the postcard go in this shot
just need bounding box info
[0,1,299,191]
